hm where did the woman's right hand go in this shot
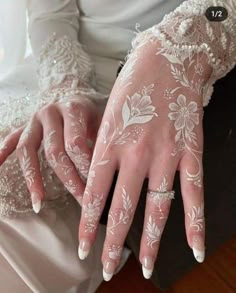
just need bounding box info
[0,94,101,212]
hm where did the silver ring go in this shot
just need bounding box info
[147,189,175,200]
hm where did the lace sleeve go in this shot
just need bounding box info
[27,0,95,93]
[132,0,236,106]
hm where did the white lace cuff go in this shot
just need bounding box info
[132,0,236,106]
[37,33,95,92]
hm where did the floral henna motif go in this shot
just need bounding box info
[145,215,161,248]
[83,193,104,233]
[188,203,204,232]
[64,179,79,194]
[66,105,87,141]
[44,130,57,152]
[108,244,122,260]
[107,186,133,235]
[168,94,203,187]
[20,146,36,187]
[48,152,74,175]
[122,84,158,129]
[88,85,158,188]
[65,143,90,179]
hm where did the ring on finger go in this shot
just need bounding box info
[147,189,175,200]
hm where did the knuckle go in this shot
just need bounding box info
[185,182,203,197]
[16,143,27,155]
[65,140,77,152]
[38,103,56,117]
[45,146,61,159]
[128,142,150,162]
[65,100,79,109]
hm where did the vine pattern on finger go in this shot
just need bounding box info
[188,203,204,232]
[107,186,133,235]
[146,177,173,248]
[20,146,36,187]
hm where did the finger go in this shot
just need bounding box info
[61,102,92,182]
[0,127,24,165]
[42,107,85,205]
[78,144,117,260]
[139,155,177,279]
[180,152,205,263]
[101,159,146,281]
[16,120,44,213]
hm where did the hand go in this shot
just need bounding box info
[78,39,212,280]
[0,93,101,212]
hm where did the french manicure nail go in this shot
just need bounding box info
[142,256,154,279]
[192,247,205,263]
[78,239,91,260]
[192,235,205,263]
[31,192,41,214]
[103,260,116,282]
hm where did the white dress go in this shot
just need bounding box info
[0,0,235,292]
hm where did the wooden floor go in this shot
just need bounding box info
[97,235,236,293]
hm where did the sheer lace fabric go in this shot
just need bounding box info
[0,91,76,217]
[38,33,95,92]
[132,0,236,106]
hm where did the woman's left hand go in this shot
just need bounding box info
[78,39,212,280]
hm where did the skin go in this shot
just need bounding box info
[78,40,212,280]
[0,94,101,208]
[0,39,212,281]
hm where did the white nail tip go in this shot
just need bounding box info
[78,246,89,260]
[142,266,153,279]
[103,269,113,282]
[192,247,205,263]
[32,200,41,214]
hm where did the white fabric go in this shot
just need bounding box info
[0,0,235,292]
[0,0,26,80]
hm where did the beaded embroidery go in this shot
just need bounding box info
[132,0,236,106]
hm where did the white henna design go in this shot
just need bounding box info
[65,143,90,179]
[107,186,133,235]
[122,84,158,129]
[168,94,202,186]
[163,87,181,100]
[44,130,57,152]
[20,146,36,187]
[145,215,161,248]
[108,244,122,260]
[68,109,87,141]
[64,179,78,194]
[188,203,204,232]
[85,85,158,231]
[84,193,103,233]
[48,152,73,175]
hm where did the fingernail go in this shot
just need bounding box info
[192,235,205,263]
[31,192,41,214]
[192,247,205,263]
[103,260,116,282]
[78,239,91,260]
[142,256,154,279]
